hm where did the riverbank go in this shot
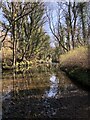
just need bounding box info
[59,46,90,88]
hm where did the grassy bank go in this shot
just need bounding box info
[59,46,90,88]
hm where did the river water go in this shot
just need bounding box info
[2,64,90,119]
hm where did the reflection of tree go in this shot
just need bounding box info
[2,64,89,119]
[2,65,52,96]
[2,64,79,99]
[12,70,16,97]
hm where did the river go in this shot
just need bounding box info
[2,64,90,119]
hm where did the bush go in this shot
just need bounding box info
[60,46,90,88]
[60,46,89,69]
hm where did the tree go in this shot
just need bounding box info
[46,1,89,54]
[0,2,37,67]
[1,2,51,67]
[16,2,50,61]
[77,2,88,45]
[46,3,68,54]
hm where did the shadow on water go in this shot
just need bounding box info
[2,64,90,119]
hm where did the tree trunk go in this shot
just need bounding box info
[12,3,16,68]
[68,2,75,49]
[80,5,86,45]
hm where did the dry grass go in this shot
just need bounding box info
[60,46,89,69]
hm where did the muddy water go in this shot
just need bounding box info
[2,64,90,119]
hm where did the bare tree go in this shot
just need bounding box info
[46,3,68,53]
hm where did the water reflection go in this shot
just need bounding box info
[2,64,89,119]
[2,65,87,99]
[45,75,59,98]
